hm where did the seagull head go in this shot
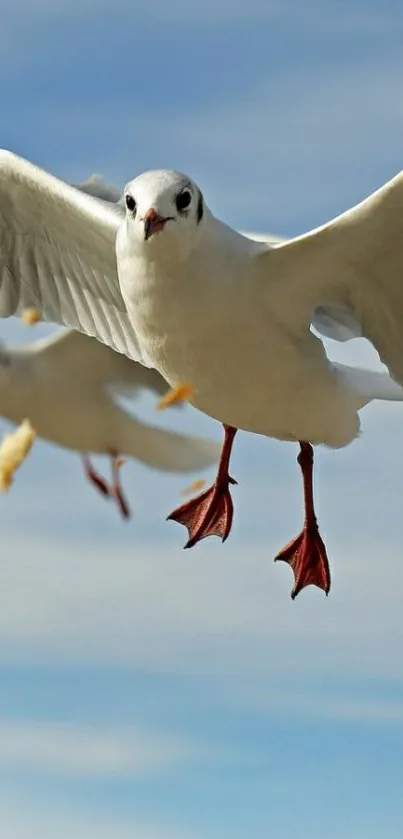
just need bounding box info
[122,170,205,259]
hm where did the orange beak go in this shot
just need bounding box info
[143,208,171,241]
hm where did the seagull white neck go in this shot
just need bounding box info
[116,212,261,380]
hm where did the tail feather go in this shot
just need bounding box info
[332,362,403,407]
[117,410,220,473]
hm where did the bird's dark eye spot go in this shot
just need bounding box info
[125,194,137,215]
[175,189,192,212]
[196,190,204,223]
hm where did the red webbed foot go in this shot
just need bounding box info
[168,475,237,548]
[274,441,331,599]
[275,523,330,599]
[168,424,238,548]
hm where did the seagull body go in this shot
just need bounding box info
[0,328,220,517]
[0,151,402,593]
[118,211,362,449]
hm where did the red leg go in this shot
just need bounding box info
[82,454,110,498]
[275,442,331,599]
[109,452,131,520]
[167,424,238,548]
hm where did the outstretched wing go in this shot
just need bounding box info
[0,150,144,363]
[254,171,403,385]
[241,228,362,342]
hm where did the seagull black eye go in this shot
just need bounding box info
[175,189,192,212]
[125,194,137,215]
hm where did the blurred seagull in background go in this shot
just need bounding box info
[0,327,220,518]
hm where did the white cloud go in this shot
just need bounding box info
[0,720,207,777]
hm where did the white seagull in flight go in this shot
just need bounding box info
[0,327,220,518]
[0,150,403,596]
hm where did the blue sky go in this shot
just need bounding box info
[1,0,403,836]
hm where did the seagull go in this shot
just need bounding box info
[0,151,403,595]
[0,326,220,517]
[115,168,403,597]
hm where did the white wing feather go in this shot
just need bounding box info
[254,171,403,385]
[331,362,403,407]
[240,229,362,342]
[0,150,143,363]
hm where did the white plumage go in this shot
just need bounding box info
[0,150,139,362]
[0,327,218,468]
[0,328,220,516]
